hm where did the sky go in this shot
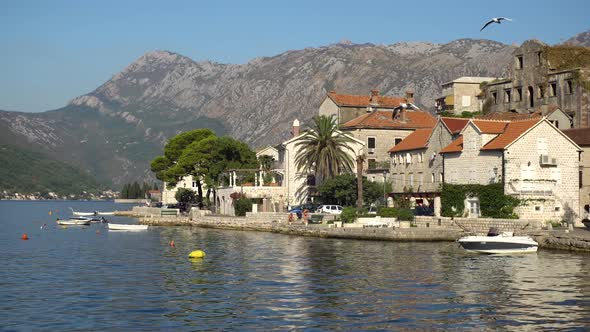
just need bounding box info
[1,0,588,112]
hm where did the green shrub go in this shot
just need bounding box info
[340,207,357,223]
[396,208,415,221]
[235,198,252,216]
[441,183,519,219]
[378,207,398,218]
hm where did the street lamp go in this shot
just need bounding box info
[383,170,387,204]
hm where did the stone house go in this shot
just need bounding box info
[319,89,415,125]
[339,109,436,182]
[388,119,454,207]
[440,117,581,222]
[435,76,498,114]
[481,39,590,128]
[563,128,590,219]
[162,175,203,205]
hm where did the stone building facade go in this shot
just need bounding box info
[441,118,581,222]
[435,76,498,114]
[482,39,590,128]
[388,120,454,195]
[563,128,590,219]
[319,90,415,125]
[340,109,436,182]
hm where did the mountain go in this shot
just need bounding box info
[563,30,590,46]
[0,144,104,197]
[0,36,538,189]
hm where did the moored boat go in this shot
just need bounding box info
[108,223,148,231]
[69,207,97,216]
[458,228,538,254]
[96,211,115,216]
[57,217,91,225]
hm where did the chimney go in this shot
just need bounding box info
[405,90,415,104]
[291,119,300,137]
[369,89,380,105]
[400,108,407,122]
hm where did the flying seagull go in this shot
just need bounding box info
[480,17,512,31]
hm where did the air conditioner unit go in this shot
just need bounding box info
[540,154,557,166]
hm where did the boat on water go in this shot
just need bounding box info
[96,211,115,216]
[108,223,148,231]
[458,227,538,254]
[69,207,97,216]
[57,217,91,225]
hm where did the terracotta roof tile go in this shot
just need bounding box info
[341,110,436,130]
[388,128,432,153]
[440,136,463,153]
[471,120,508,134]
[481,119,541,150]
[441,117,469,134]
[328,91,406,108]
[563,128,590,146]
[476,111,546,121]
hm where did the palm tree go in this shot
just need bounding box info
[295,115,355,185]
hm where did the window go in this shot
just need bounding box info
[549,82,557,97]
[406,153,412,164]
[440,172,444,183]
[409,173,414,186]
[418,173,423,188]
[515,87,522,102]
[368,159,376,169]
[462,95,471,107]
[192,181,198,188]
[516,55,523,69]
[368,137,376,153]
[536,51,542,66]
[492,91,498,104]
[468,199,480,218]
[555,206,561,212]
[580,170,583,188]
[504,89,512,103]
[535,206,542,212]
[537,137,548,155]
[566,80,574,94]
[394,138,403,146]
[537,85,545,99]
[432,173,435,183]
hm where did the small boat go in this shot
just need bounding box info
[96,211,115,216]
[108,223,148,231]
[458,227,538,254]
[69,207,97,216]
[89,216,109,223]
[57,217,91,225]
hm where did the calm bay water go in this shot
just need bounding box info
[1,200,590,330]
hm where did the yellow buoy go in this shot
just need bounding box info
[188,250,206,259]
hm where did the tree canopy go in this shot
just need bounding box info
[317,174,385,207]
[150,130,258,207]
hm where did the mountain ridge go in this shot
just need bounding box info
[1,30,589,190]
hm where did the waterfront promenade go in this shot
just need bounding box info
[117,207,590,252]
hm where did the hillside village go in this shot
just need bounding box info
[161,38,590,226]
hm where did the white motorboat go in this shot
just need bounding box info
[458,228,538,254]
[57,217,91,225]
[108,223,148,231]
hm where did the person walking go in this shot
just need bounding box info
[303,209,309,226]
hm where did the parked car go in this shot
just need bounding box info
[316,205,343,215]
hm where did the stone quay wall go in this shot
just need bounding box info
[414,216,544,235]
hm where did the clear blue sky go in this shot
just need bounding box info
[1,0,588,112]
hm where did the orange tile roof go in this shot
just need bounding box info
[481,119,541,150]
[341,110,436,130]
[471,120,508,134]
[440,136,463,153]
[328,91,406,108]
[441,117,469,134]
[388,128,433,153]
[563,128,590,146]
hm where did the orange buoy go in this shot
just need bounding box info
[170,240,175,247]
[21,233,29,240]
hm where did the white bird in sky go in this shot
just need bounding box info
[480,17,513,31]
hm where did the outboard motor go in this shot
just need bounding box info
[487,227,500,237]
